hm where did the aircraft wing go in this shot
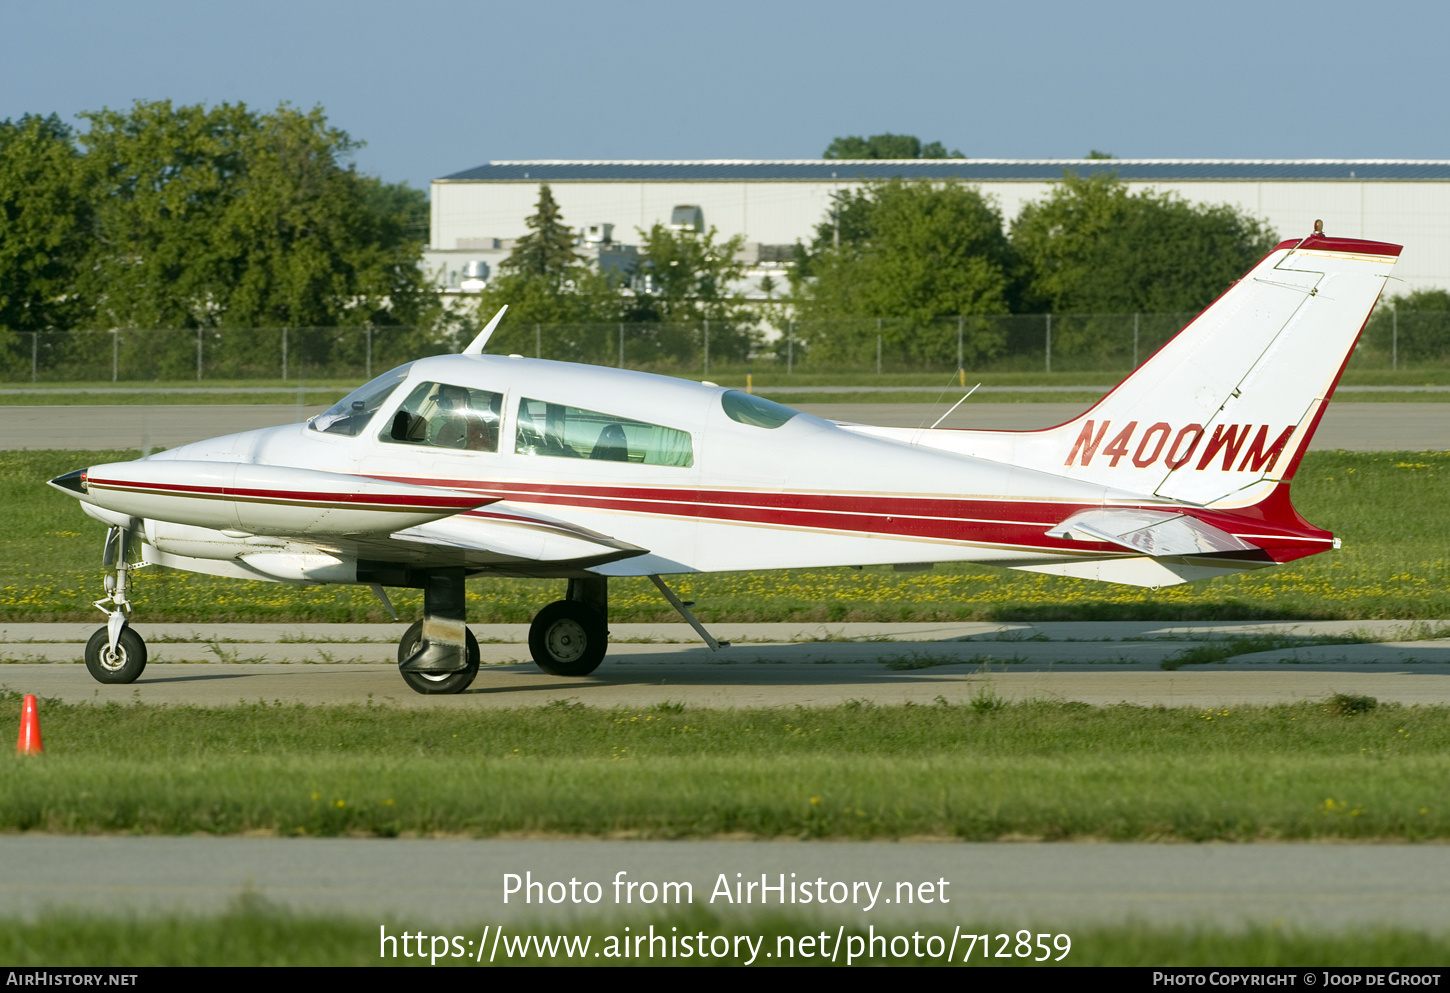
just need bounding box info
[387,501,649,572]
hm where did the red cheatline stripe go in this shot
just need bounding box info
[376,474,1326,554]
[87,477,486,511]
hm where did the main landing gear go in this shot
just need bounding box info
[85,526,148,684]
[397,568,480,694]
[394,575,611,695]
[528,578,609,677]
[393,573,733,695]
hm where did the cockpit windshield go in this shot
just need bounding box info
[310,363,414,436]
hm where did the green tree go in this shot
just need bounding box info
[631,224,748,323]
[1011,171,1278,315]
[625,224,753,365]
[1364,289,1450,364]
[475,184,621,328]
[823,134,962,159]
[793,179,1014,366]
[78,100,430,333]
[0,114,92,334]
[497,184,583,285]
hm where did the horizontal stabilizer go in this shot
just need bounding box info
[1046,508,1257,557]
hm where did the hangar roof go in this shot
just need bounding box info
[438,159,1450,183]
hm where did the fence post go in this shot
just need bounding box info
[112,330,118,382]
[366,327,373,379]
[535,324,541,359]
[787,320,793,374]
[703,319,710,377]
[876,318,882,374]
[957,315,963,373]
[282,328,288,380]
[31,332,37,383]
[196,328,203,380]
[1133,313,1140,368]
[1392,310,1398,370]
[1045,314,1052,374]
[618,322,624,367]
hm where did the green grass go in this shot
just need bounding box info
[6,448,1450,623]
[0,902,1443,966]
[1158,634,1375,670]
[3,694,1447,840]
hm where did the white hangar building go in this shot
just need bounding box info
[428,159,1450,295]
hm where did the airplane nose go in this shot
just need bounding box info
[49,468,88,495]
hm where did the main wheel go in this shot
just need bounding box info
[85,626,147,684]
[397,620,480,695]
[529,600,607,676]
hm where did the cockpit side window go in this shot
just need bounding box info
[311,363,414,436]
[515,398,693,467]
[382,382,503,453]
[721,390,799,429]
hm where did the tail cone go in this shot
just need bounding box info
[16,694,42,755]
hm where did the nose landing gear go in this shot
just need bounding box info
[84,526,148,684]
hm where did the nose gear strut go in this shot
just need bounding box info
[85,525,148,684]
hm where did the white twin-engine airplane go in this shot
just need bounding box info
[50,227,1399,694]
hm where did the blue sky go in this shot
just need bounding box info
[3,1,1446,190]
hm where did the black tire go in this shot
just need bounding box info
[529,600,608,676]
[397,619,480,695]
[85,626,147,684]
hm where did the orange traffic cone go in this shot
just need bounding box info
[16,694,42,755]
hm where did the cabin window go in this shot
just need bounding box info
[382,381,503,452]
[515,398,693,467]
[311,363,414,436]
[721,390,799,429]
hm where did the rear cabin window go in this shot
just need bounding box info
[515,398,693,467]
[382,382,503,452]
[721,390,799,429]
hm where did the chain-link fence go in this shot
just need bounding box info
[2,312,1446,383]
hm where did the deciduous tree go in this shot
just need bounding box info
[792,179,1013,365]
[0,114,92,333]
[1364,289,1450,363]
[1010,171,1277,316]
[823,134,962,159]
[77,100,430,331]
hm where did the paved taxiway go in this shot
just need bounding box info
[7,621,1450,707]
[4,836,1448,929]
[8,400,1450,450]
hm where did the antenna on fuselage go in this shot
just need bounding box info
[929,382,981,429]
[462,305,508,355]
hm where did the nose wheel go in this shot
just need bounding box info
[85,626,147,684]
[86,526,147,685]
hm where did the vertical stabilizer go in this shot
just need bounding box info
[902,232,1400,510]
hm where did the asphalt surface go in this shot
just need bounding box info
[7,401,1450,450]
[4,836,1447,930]
[7,620,1450,707]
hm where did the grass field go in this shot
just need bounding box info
[5,448,1450,623]
[2,902,1444,966]
[4,692,1446,841]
